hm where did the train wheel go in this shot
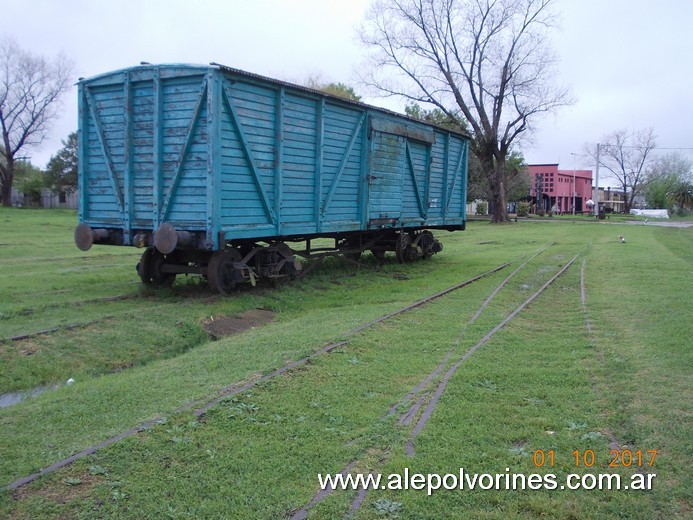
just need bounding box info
[395,232,417,263]
[338,237,362,262]
[137,246,176,287]
[419,230,435,259]
[207,249,242,295]
[269,241,302,278]
[270,241,293,259]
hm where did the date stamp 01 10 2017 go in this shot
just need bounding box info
[532,449,658,469]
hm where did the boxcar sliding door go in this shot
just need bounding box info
[367,118,436,227]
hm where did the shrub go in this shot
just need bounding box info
[475,201,488,215]
[517,201,530,217]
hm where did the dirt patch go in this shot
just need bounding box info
[110,361,134,372]
[19,344,38,356]
[511,439,528,450]
[11,472,100,505]
[202,308,275,339]
[4,339,39,356]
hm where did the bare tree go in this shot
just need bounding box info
[359,0,573,222]
[0,37,73,206]
[587,128,657,214]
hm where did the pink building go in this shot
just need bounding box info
[527,164,593,214]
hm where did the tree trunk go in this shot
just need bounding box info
[0,159,13,207]
[491,158,510,223]
[475,148,510,223]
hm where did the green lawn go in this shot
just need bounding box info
[0,208,690,519]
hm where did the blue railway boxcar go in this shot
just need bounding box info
[74,63,469,293]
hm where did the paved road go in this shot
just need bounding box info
[625,220,693,228]
[506,216,693,228]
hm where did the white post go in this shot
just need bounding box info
[593,144,600,216]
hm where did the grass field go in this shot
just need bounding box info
[0,208,690,519]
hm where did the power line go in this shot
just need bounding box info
[600,145,693,151]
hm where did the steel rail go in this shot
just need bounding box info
[0,300,183,343]
[293,244,559,518]
[2,259,517,492]
[389,243,555,419]
[405,253,579,456]
[336,253,579,519]
[342,260,516,337]
[581,258,620,451]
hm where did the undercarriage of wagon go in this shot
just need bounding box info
[133,228,444,294]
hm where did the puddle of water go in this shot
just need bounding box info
[0,385,57,409]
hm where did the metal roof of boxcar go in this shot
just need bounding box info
[79,62,470,140]
[77,63,210,85]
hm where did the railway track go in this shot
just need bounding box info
[293,248,577,518]
[5,244,580,503]
[2,255,525,492]
[1,250,439,343]
[1,283,222,343]
[0,298,191,343]
[386,243,553,422]
[404,254,578,456]
[11,280,141,299]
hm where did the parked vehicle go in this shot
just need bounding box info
[75,63,469,293]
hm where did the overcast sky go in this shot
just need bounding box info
[4,0,692,184]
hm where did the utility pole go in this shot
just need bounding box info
[571,153,577,215]
[593,144,600,217]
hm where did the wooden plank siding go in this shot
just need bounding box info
[78,64,468,250]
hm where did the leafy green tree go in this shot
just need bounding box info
[404,103,466,131]
[644,174,678,210]
[467,152,529,207]
[14,160,45,206]
[320,82,362,102]
[45,132,78,195]
[304,74,362,102]
[643,152,692,211]
[669,182,693,214]
[505,153,531,204]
